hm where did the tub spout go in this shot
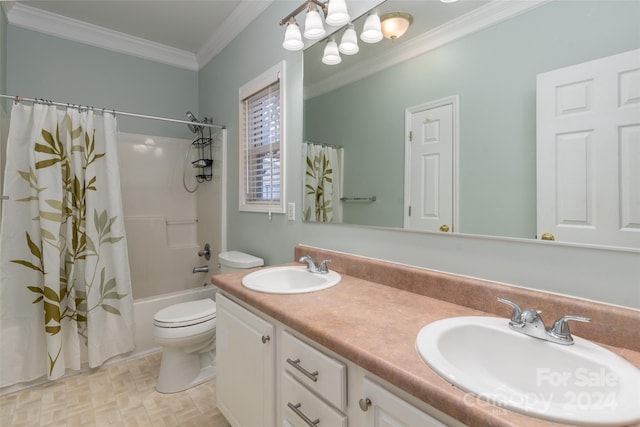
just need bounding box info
[192,265,209,274]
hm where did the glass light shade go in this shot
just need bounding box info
[380,13,413,40]
[325,0,350,27]
[304,8,326,40]
[360,12,383,43]
[282,21,304,51]
[339,24,359,55]
[322,39,342,65]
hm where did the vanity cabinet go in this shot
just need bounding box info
[216,291,457,427]
[216,293,275,427]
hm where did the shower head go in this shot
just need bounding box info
[186,111,200,133]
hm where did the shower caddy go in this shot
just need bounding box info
[192,125,214,183]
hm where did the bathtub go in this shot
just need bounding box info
[0,285,217,396]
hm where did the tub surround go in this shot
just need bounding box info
[211,245,640,427]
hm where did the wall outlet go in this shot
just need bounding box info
[287,202,295,221]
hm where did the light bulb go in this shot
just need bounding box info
[282,20,304,51]
[304,6,326,40]
[322,39,342,65]
[360,12,383,43]
[325,0,350,27]
[339,24,359,55]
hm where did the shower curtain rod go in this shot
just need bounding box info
[0,94,224,129]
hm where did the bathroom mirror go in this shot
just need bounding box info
[303,0,640,249]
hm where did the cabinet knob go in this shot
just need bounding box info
[359,397,372,411]
[541,232,555,241]
[439,224,450,232]
[261,335,270,344]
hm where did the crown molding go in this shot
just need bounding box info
[305,0,551,99]
[6,3,200,71]
[197,0,274,68]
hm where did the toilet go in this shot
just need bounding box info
[152,250,263,393]
[218,250,264,273]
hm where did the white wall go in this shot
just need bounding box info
[118,132,206,299]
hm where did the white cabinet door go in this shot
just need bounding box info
[537,48,640,247]
[216,293,275,427]
[362,378,446,427]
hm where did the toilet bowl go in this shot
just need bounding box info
[153,298,217,393]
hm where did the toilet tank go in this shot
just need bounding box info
[218,251,264,273]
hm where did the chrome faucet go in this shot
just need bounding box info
[298,255,331,274]
[497,297,590,345]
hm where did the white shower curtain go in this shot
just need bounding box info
[0,103,134,386]
[303,143,343,223]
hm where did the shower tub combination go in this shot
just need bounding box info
[0,124,227,395]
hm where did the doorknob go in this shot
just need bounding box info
[439,224,450,232]
[541,233,555,241]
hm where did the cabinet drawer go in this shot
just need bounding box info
[282,372,348,427]
[282,330,347,411]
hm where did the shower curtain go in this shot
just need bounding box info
[0,103,134,387]
[303,143,343,223]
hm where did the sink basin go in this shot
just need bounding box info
[416,316,640,426]
[241,266,341,294]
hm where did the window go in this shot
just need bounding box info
[239,62,286,213]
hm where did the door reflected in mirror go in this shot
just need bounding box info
[302,0,640,250]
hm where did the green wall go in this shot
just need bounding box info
[199,0,639,309]
[305,0,640,237]
[6,26,197,139]
[2,1,637,308]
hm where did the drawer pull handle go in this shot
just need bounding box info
[287,402,320,426]
[286,358,319,382]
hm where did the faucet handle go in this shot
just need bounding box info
[318,259,332,273]
[548,315,591,343]
[497,297,523,324]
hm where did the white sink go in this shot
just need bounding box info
[241,266,341,294]
[416,316,640,426]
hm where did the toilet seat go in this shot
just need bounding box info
[154,299,216,328]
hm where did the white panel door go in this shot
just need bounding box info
[216,293,275,427]
[537,48,640,247]
[404,97,457,233]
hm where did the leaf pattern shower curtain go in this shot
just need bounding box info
[303,143,343,223]
[0,103,134,386]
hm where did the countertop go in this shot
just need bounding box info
[212,264,640,427]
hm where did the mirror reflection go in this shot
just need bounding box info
[303,0,640,249]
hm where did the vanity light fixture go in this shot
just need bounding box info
[280,0,352,48]
[280,0,385,65]
[322,38,342,65]
[380,12,413,40]
[360,11,383,43]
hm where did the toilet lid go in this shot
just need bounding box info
[154,298,216,327]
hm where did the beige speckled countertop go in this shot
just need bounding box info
[211,246,640,427]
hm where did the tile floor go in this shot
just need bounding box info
[0,352,231,427]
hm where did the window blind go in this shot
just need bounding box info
[241,78,282,209]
